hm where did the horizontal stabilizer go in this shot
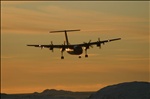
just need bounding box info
[109,38,121,42]
[50,29,80,33]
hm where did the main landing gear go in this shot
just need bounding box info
[85,49,88,58]
[79,55,81,58]
[61,49,65,59]
[61,56,64,59]
[78,49,88,59]
[60,48,89,59]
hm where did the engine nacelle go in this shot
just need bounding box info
[97,43,100,47]
[97,42,104,47]
[49,47,53,50]
[49,47,54,52]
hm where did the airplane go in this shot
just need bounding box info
[27,29,121,59]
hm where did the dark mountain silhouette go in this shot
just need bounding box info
[1,81,150,99]
[41,89,72,95]
[88,81,150,99]
[1,89,93,99]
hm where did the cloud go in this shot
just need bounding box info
[1,56,14,59]
[2,1,148,35]
[117,56,149,61]
[1,83,105,93]
[1,55,19,59]
[1,2,149,94]
[2,7,51,34]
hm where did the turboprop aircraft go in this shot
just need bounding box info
[27,29,121,59]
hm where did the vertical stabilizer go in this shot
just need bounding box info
[50,29,80,45]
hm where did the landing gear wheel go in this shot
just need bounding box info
[61,56,64,59]
[85,55,88,58]
[85,49,88,58]
[79,56,81,58]
[61,51,65,59]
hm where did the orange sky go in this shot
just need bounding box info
[1,1,149,94]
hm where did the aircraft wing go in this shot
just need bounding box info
[27,38,121,49]
[27,44,74,49]
[77,38,121,48]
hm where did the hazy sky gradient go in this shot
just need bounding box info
[1,1,149,94]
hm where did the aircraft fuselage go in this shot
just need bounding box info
[66,46,83,55]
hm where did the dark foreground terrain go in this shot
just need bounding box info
[1,81,150,99]
[1,89,93,99]
[89,81,150,99]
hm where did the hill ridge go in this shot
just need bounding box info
[89,81,150,99]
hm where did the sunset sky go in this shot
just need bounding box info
[1,1,149,94]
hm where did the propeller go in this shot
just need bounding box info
[61,41,66,52]
[49,41,54,52]
[84,40,93,49]
[97,38,102,49]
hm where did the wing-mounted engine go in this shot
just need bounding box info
[83,40,93,49]
[83,40,93,58]
[49,41,54,52]
[96,38,106,49]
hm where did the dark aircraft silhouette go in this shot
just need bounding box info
[27,29,121,59]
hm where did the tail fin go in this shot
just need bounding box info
[50,29,80,45]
